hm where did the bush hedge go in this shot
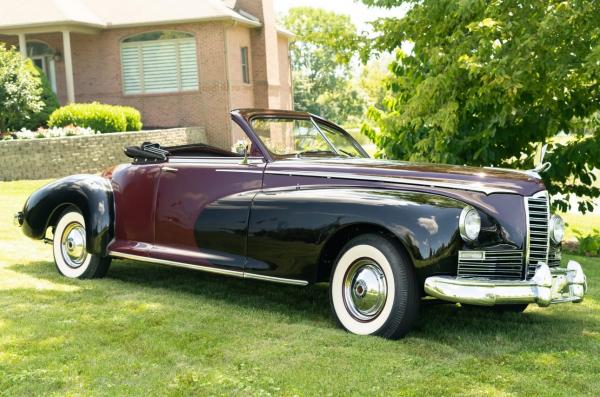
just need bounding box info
[48,102,142,133]
[121,106,143,131]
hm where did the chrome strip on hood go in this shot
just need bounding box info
[264,170,516,195]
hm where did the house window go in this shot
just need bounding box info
[241,47,250,84]
[120,31,199,94]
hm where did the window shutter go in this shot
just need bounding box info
[142,41,179,93]
[120,33,199,94]
[121,46,142,94]
[178,40,199,91]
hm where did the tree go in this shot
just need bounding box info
[23,62,60,130]
[358,56,393,110]
[360,0,600,212]
[0,44,44,132]
[282,7,365,123]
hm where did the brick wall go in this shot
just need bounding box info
[0,3,293,149]
[70,22,232,149]
[0,127,206,181]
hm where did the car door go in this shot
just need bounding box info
[151,156,265,273]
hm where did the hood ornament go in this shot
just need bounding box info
[529,143,551,175]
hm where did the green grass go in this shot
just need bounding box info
[561,212,600,240]
[1,180,599,396]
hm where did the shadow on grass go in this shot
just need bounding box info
[8,258,598,353]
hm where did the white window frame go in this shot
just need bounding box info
[120,32,199,95]
[241,46,250,84]
[25,39,58,93]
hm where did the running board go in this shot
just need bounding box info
[107,251,309,286]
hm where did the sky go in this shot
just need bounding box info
[274,0,409,34]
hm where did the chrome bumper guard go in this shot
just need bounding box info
[424,261,587,307]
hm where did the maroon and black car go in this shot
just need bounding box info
[16,109,588,339]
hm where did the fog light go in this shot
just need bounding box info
[458,250,485,260]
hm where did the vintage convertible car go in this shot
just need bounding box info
[16,109,588,339]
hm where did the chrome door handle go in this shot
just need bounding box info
[162,166,178,173]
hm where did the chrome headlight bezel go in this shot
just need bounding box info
[459,206,481,242]
[549,214,565,244]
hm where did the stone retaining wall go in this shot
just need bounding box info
[0,127,206,181]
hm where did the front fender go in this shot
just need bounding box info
[245,187,468,283]
[20,175,114,256]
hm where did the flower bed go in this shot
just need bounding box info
[1,125,99,141]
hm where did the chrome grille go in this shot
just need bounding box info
[458,250,524,280]
[548,245,561,267]
[526,192,550,279]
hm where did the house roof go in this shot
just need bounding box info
[0,0,261,31]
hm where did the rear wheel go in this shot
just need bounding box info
[329,234,420,339]
[53,210,111,279]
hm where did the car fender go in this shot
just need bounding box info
[245,187,468,283]
[20,175,114,256]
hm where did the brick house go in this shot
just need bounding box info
[0,0,293,148]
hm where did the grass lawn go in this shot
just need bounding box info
[0,180,599,396]
[561,212,600,240]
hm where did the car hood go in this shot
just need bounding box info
[265,158,546,196]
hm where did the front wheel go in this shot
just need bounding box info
[53,210,111,279]
[329,234,420,339]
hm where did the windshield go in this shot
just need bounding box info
[250,117,367,158]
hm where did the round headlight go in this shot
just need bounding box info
[549,214,564,244]
[459,206,481,242]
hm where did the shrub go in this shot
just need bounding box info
[573,229,600,257]
[48,102,142,133]
[23,63,60,130]
[0,44,44,132]
[121,106,143,131]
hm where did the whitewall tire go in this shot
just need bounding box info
[330,234,420,339]
[53,210,111,279]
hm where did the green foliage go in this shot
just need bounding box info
[0,44,44,132]
[358,57,392,111]
[573,228,600,257]
[121,106,143,131]
[282,7,365,123]
[360,0,600,212]
[22,63,60,130]
[48,102,142,133]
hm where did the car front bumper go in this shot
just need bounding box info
[424,261,587,307]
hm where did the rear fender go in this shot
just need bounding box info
[20,175,114,256]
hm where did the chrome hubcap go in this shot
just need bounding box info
[343,259,387,321]
[60,222,87,268]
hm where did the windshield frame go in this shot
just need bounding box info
[247,114,369,160]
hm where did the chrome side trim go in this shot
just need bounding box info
[215,169,265,174]
[264,170,515,195]
[108,251,309,286]
[108,251,244,278]
[168,157,265,165]
[244,272,309,286]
